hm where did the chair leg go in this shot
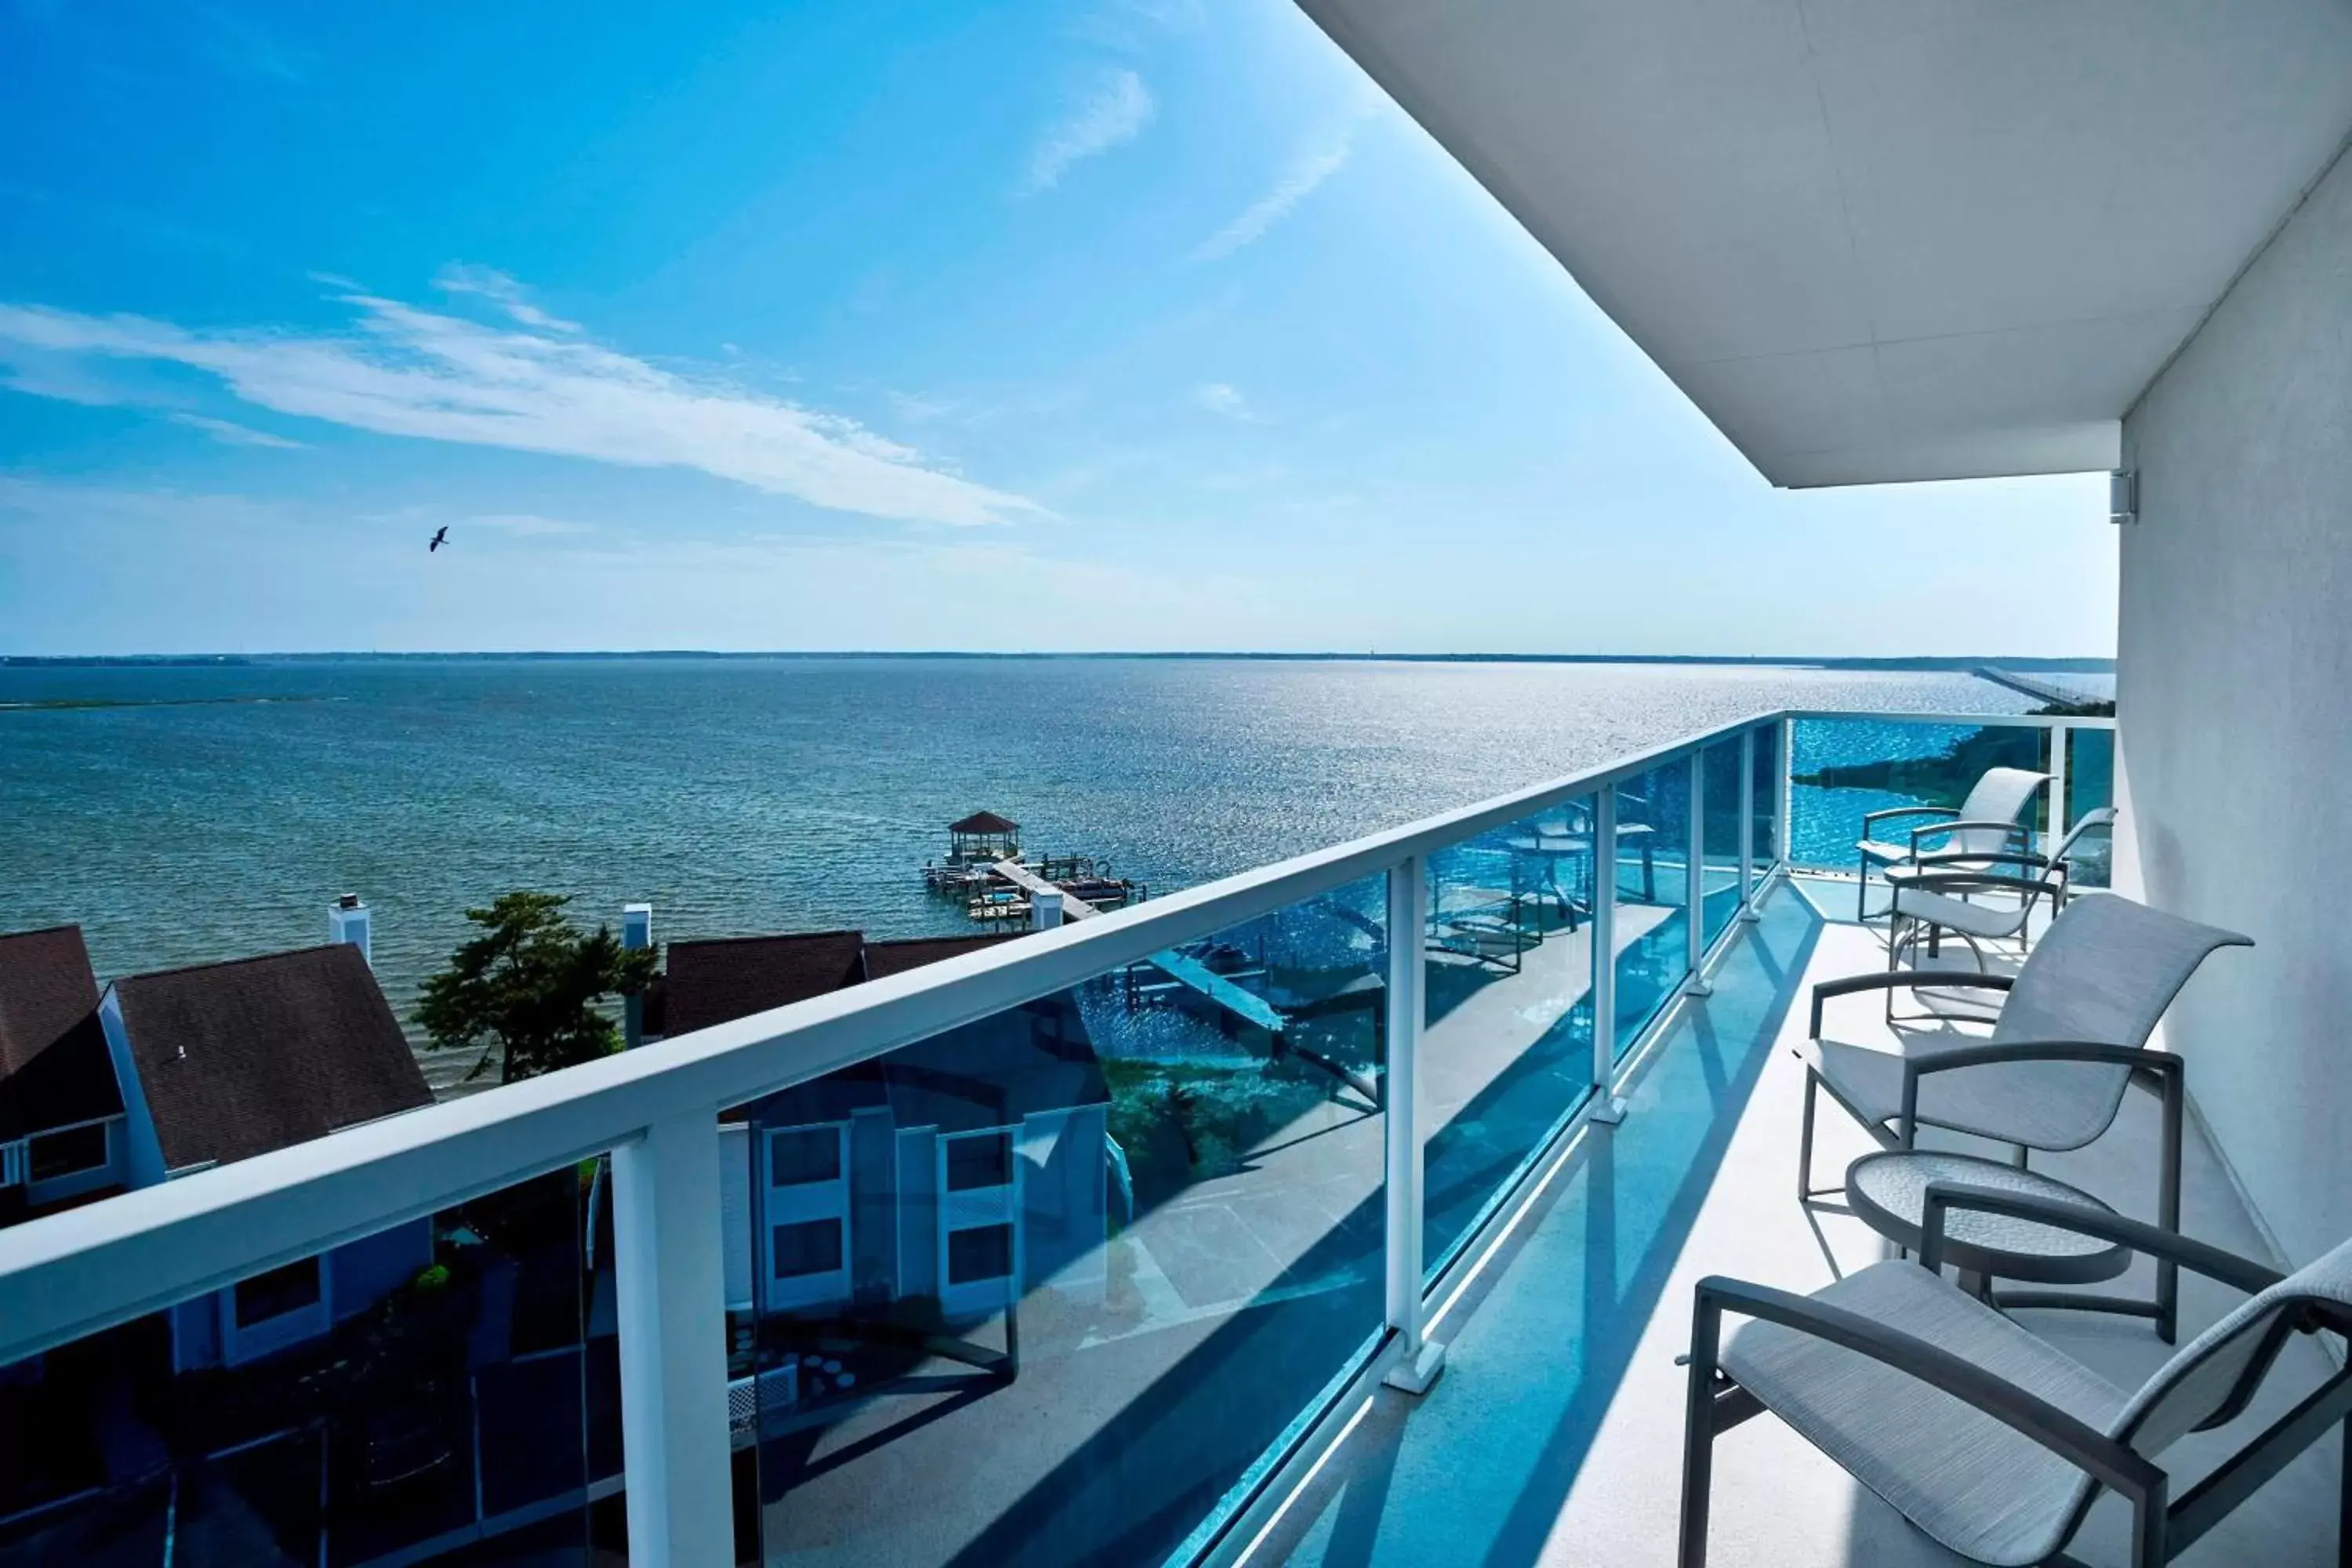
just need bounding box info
[2339,1410,2351,1568]
[1679,1295,1725,1568]
[2158,1065,2185,1345]
[1797,1070,1819,1205]
[1856,852,1869,921]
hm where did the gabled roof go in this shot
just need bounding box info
[949,811,1018,836]
[862,934,1018,980]
[114,945,432,1172]
[661,931,867,1038]
[0,925,123,1139]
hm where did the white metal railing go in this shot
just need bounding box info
[0,703,2110,1566]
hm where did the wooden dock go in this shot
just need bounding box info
[992,859,1289,1036]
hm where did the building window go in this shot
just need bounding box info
[945,1131,1013,1192]
[768,1127,841,1187]
[770,1218,844,1280]
[947,1223,1014,1286]
[27,1123,107,1182]
[234,1258,323,1328]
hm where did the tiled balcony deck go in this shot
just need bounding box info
[1256,877,2343,1567]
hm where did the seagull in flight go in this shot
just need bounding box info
[428,526,449,553]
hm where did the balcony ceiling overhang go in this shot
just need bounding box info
[1299,0,2352,487]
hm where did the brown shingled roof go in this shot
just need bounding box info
[862,934,1019,980]
[115,945,432,1172]
[661,931,868,1038]
[948,811,1018,836]
[0,925,124,1139]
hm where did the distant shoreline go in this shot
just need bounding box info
[0,650,2118,672]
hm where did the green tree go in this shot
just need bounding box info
[415,891,659,1084]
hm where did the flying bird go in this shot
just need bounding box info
[428,526,449,553]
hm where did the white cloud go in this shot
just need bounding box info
[1192,382,1251,419]
[466,512,596,536]
[1025,69,1154,193]
[433,263,582,333]
[1193,124,1358,262]
[0,287,1042,528]
[169,411,307,448]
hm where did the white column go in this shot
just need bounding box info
[1737,730,1759,923]
[1382,856,1445,1393]
[1590,789,1626,1124]
[1684,752,1711,994]
[612,1113,733,1567]
[1032,890,1065,931]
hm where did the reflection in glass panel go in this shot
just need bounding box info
[2066,727,2117,889]
[1421,798,1598,1272]
[1750,720,1781,871]
[1787,718,2045,871]
[0,1167,605,1566]
[1700,742,1744,949]
[1613,762,1690,1058]
[740,879,1388,1566]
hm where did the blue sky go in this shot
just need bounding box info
[0,0,2114,656]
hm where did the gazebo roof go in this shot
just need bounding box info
[949,811,1019,836]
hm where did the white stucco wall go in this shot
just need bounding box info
[2118,131,2352,1266]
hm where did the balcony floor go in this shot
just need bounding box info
[1256,877,2343,1568]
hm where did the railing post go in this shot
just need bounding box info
[1590,788,1627,1124]
[1382,855,1445,1394]
[612,1113,734,1567]
[1738,729,1759,923]
[1777,720,1795,873]
[2048,722,2071,851]
[1684,752,1711,996]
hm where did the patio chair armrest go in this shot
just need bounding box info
[1909,818,2036,854]
[1809,970,2016,1036]
[1690,1276,2162,1500]
[1907,849,2060,873]
[1917,1182,2285,1297]
[1896,1041,2179,1150]
[1861,805,1956,831]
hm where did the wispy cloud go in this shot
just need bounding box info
[1192,382,1252,419]
[169,411,307,448]
[466,512,596,537]
[1193,122,1360,262]
[434,263,581,333]
[1024,69,1154,193]
[0,285,1042,528]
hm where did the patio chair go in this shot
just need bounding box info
[1856,766,2050,922]
[1798,894,2252,1340]
[1679,1189,2352,1567]
[1880,808,2122,1011]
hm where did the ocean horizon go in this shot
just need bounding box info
[0,654,2051,1091]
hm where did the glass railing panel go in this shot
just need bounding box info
[1611,762,1690,1058]
[1788,717,2046,873]
[0,1167,603,1567]
[2064,727,2116,889]
[1421,799,1598,1274]
[1699,741,1744,948]
[746,879,1388,1566]
[1750,719,1781,872]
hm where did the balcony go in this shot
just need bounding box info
[9,706,2325,1568]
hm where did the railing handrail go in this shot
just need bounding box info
[1783,708,2113,729]
[0,702,2071,1367]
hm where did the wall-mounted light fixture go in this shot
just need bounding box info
[2109,469,2138,525]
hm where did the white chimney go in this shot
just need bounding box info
[622,902,653,1049]
[1031,890,1064,931]
[328,894,372,968]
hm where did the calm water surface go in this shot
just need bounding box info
[0,658,2027,1086]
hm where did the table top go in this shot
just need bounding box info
[1845,1149,2132,1285]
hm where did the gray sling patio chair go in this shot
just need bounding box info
[1857,766,2050,922]
[1679,1190,2352,1568]
[1878,808,2123,1021]
[1799,895,2252,1341]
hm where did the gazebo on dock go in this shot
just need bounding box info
[946,811,1021,866]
